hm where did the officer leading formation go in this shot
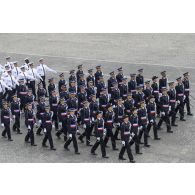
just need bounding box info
[0,56,193,163]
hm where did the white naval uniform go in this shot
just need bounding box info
[27,68,43,81]
[12,67,22,79]
[17,71,35,84]
[4,62,14,69]
[36,64,57,76]
[3,74,19,89]
[0,79,12,93]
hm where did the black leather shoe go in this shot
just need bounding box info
[51,147,56,150]
[42,144,48,147]
[129,160,136,163]
[180,118,186,121]
[78,136,84,143]
[102,156,109,159]
[75,152,80,154]
[187,113,193,116]
[154,137,161,140]
[55,133,61,139]
[139,142,144,145]
[86,143,93,147]
[167,130,173,133]
[113,148,119,151]
[136,152,143,155]
[64,146,70,151]
[91,152,97,155]
[115,138,120,140]
[144,144,150,147]
[171,123,178,127]
[8,139,13,141]
[119,157,126,160]
[32,144,37,146]
[36,133,43,136]
[17,132,22,134]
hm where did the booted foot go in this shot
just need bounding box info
[119,157,126,160]
[180,118,186,121]
[139,142,144,145]
[102,156,109,159]
[144,144,150,147]
[17,132,22,134]
[32,144,37,146]
[55,133,61,139]
[86,143,93,147]
[91,152,97,155]
[42,144,48,147]
[154,137,161,140]
[8,139,13,141]
[25,140,30,143]
[78,136,84,143]
[51,147,56,150]
[129,160,136,163]
[113,148,119,151]
[36,133,43,136]
[167,130,173,133]
[171,123,178,127]
[75,152,80,155]
[64,146,70,151]
[187,113,193,116]
[105,145,110,148]
[2,135,7,138]
[136,152,142,155]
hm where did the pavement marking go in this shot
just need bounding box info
[1,51,195,69]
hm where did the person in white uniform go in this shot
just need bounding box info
[4,56,14,69]
[12,61,21,80]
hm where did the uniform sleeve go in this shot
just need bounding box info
[44,65,57,73]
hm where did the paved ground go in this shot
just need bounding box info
[0,33,195,163]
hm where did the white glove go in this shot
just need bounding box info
[52,124,55,129]
[1,123,4,127]
[38,120,42,124]
[169,106,171,111]
[161,112,165,116]
[113,105,116,108]
[184,95,186,100]
[44,128,47,133]
[97,137,100,141]
[177,100,180,104]
[92,117,94,122]
[103,129,106,135]
[138,126,143,131]
[117,123,120,126]
[131,132,135,137]
[76,130,80,134]
[69,134,72,139]
[12,115,15,119]
[83,124,86,129]
[34,123,38,127]
[150,119,154,123]
[122,141,125,146]
[28,125,31,130]
[159,93,162,97]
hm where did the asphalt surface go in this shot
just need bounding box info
[0,33,195,163]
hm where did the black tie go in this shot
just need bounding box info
[32,68,35,78]
[41,64,45,76]
[16,68,18,76]
[10,75,14,87]
[0,82,4,93]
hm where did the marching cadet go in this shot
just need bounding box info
[48,78,56,97]
[56,98,68,141]
[91,111,109,158]
[37,82,47,102]
[107,71,117,94]
[86,80,96,101]
[86,69,95,87]
[94,65,103,86]
[129,107,142,154]
[119,77,128,100]
[77,73,86,91]
[27,62,43,100]
[128,73,137,98]
[143,80,153,104]
[118,115,135,163]
[77,85,87,109]
[49,90,59,130]
[96,75,106,98]
[69,80,77,94]
[36,96,46,135]
[5,56,14,69]
[138,101,150,147]
[151,76,160,116]
[113,98,125,140]
[66,91,78,111]
[110,82,120,105]
[175,77,185,121]
[36,58,57,96]
[12,61,21,80]
[58,73,66,94]
[89,94,99,121]
[99,88,109,117]
[0,77,12,108]
[42,105,56,150]
[69,70,76,86]
[104,103,118,150]
[11,94,22,134]
[78,101,93,146]
[134,86,145,108]
[24,103,37,146]
[159,71,168,92]
[136,69,144,87]
[167,82,178,126]
[1,101,13,141]
[18,65,35,87]
[59,84,69,101]
[157,88,173,133]
[124,93,134,116]
[183,72,193,116]
[3,69,19,102]
[116,67,124,87]
[24,89,35,110]
[17,79,28,112]
[146,95,160,140]
[23,58,30,70]
[64,108,80,154]
[76,64,84,81]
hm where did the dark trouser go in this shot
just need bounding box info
[29,81,36,100]
[157,114,171,131]
[7,89,15,102]
[156,101,161,115]
[64,134,78,152]
[20,98,26,111]
[119,141,134,161]
[0,92,4,109]
[52,112,58,130]
[104,126,116,149]
[79,124,92,145]
[56,120,67,140]
[138,124,148,145]
[147,121,158,139]
[36,123,43,134]
[91,137,106,157]
[175,102,184,119]
[114,122,122,140]
[42,129,54,148]
[169,109,176,124]
[129,133,140,153]
[2,123,11,140]
[25,125,35,145]
[40,76,47,96]
[13,116,20,132]
[184,95,191,114]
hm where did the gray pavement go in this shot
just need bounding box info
[0,33,195,163]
